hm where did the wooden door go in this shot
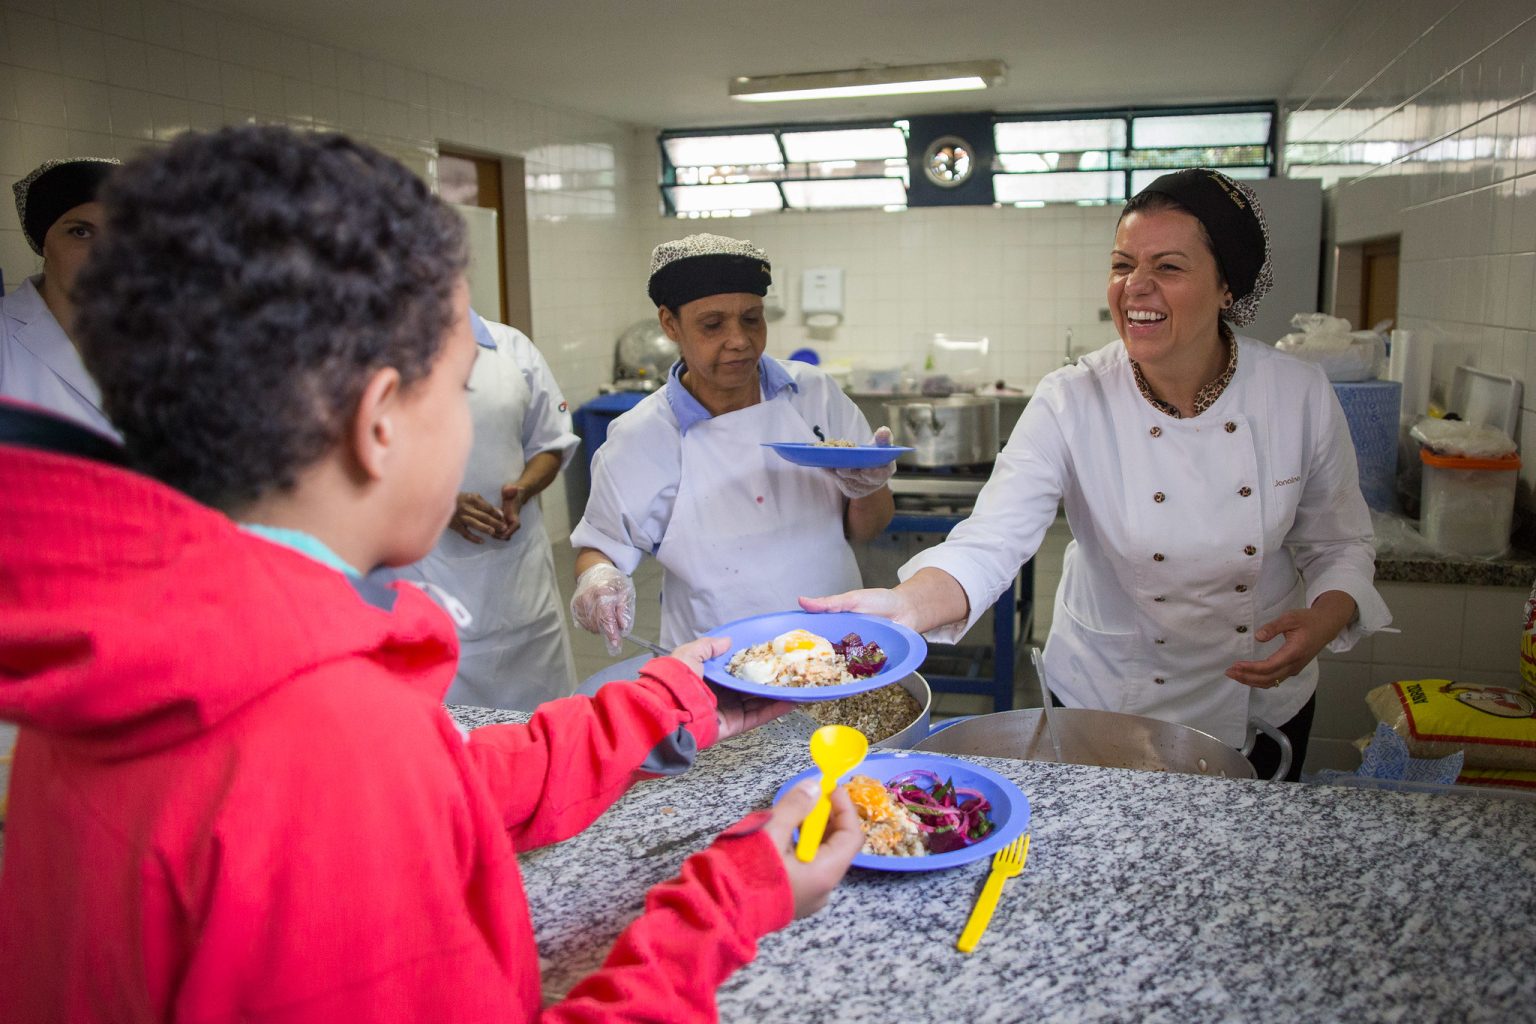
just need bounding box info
[1360,238,1399,332]
[438,149,533,334]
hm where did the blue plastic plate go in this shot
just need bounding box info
[762,442,913,469]
[701,610,926,701]
[773,751,1030,872]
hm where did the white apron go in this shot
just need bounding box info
[1044,385,1312,747]
[653,394,862,647]
[390,344,576,709]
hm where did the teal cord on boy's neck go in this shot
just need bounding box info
[239,523,362,578]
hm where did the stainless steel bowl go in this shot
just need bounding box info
[579,658,930,750]
[872,673,932,749]
[917,707,1257,779]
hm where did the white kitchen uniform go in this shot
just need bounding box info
[904,336,1391,747]
[380,318,579,710]
[0,275,118,439]
[572,356,870,648]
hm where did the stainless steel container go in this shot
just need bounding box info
[917,707,1259,779]
[872,673,932,749]
[579,658,930,750]
[882,395,1000,467]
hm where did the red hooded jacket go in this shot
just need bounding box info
[0,439,793,1022]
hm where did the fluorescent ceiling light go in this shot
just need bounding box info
[731,61,1004,103]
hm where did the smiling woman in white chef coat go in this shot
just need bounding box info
[807,169,1391,780]
[570,233,895,652]
[0,157,120,438]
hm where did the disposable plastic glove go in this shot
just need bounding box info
[830,425,898,499]
[571,562,636,656]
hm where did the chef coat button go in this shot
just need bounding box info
[1154,638,1166,644]
[1236,625,1249,634]
[1154,596,1166,602]
[1149,426,1162,437]
[1224,421,1237,433]
[1235,584,1248,593]
[1153,491,1165,503]
[1238,486,1252,497]
[1154,676,1166,685]
[1153,552,1165,562]
[1244,545,1257,556]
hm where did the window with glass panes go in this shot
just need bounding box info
[657,104,1275,215]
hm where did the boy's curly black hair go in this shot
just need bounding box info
[73,124,467,511]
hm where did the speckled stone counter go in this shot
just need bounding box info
[451,705,1536,1023]
[1375,550,1536,587]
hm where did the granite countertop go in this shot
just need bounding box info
[452,706,1536,1023]
[1375,549,1536,587]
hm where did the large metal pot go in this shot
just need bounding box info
[769,672,931,749]
[611,319,678,392]
[882,395,999,467]
[917,707,1261,779]
[579,657,931,750]
[873,673,932,749]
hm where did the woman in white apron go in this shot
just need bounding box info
[1,157,120,438]
[569,233,895,651]
[379,314,579,709]
[806,170,1391,780]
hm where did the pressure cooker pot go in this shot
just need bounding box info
[882,395,999,467]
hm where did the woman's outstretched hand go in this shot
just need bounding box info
[800,568,971,635]
[798,587,921,629]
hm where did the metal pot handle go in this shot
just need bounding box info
[902,403,942,435]
[1241,717,1293,781]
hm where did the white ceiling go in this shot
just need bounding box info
[195,0,1350,129]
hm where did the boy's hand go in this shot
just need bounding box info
[668,637,793,739]
[668,636,730,676]
[710,686,794,740]
[762,780,862,919]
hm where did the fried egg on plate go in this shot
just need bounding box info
[728,628,840,685]
[771,629,835,665]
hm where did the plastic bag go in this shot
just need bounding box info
[1368,509,1438,558]
[1366,679,1536,770]
[1408,417,1518,459]
[1275,313,1386,381]
[1522,578,1536,692]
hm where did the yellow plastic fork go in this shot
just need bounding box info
[956,834,1030,953]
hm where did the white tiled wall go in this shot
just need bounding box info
[638,203,1122,392]
[0,0,650,409]
[1284,0,1536,502]
[1313,582,1527,742]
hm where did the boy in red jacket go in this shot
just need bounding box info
[0,125,863,1022]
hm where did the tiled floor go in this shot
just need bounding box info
[551,514,1075,720]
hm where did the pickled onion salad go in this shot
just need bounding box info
[847,769,996,857]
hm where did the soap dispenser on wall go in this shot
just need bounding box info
[801,266,843,331]
[763,273,787,322]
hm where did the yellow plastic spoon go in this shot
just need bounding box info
[795,724,869,863]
